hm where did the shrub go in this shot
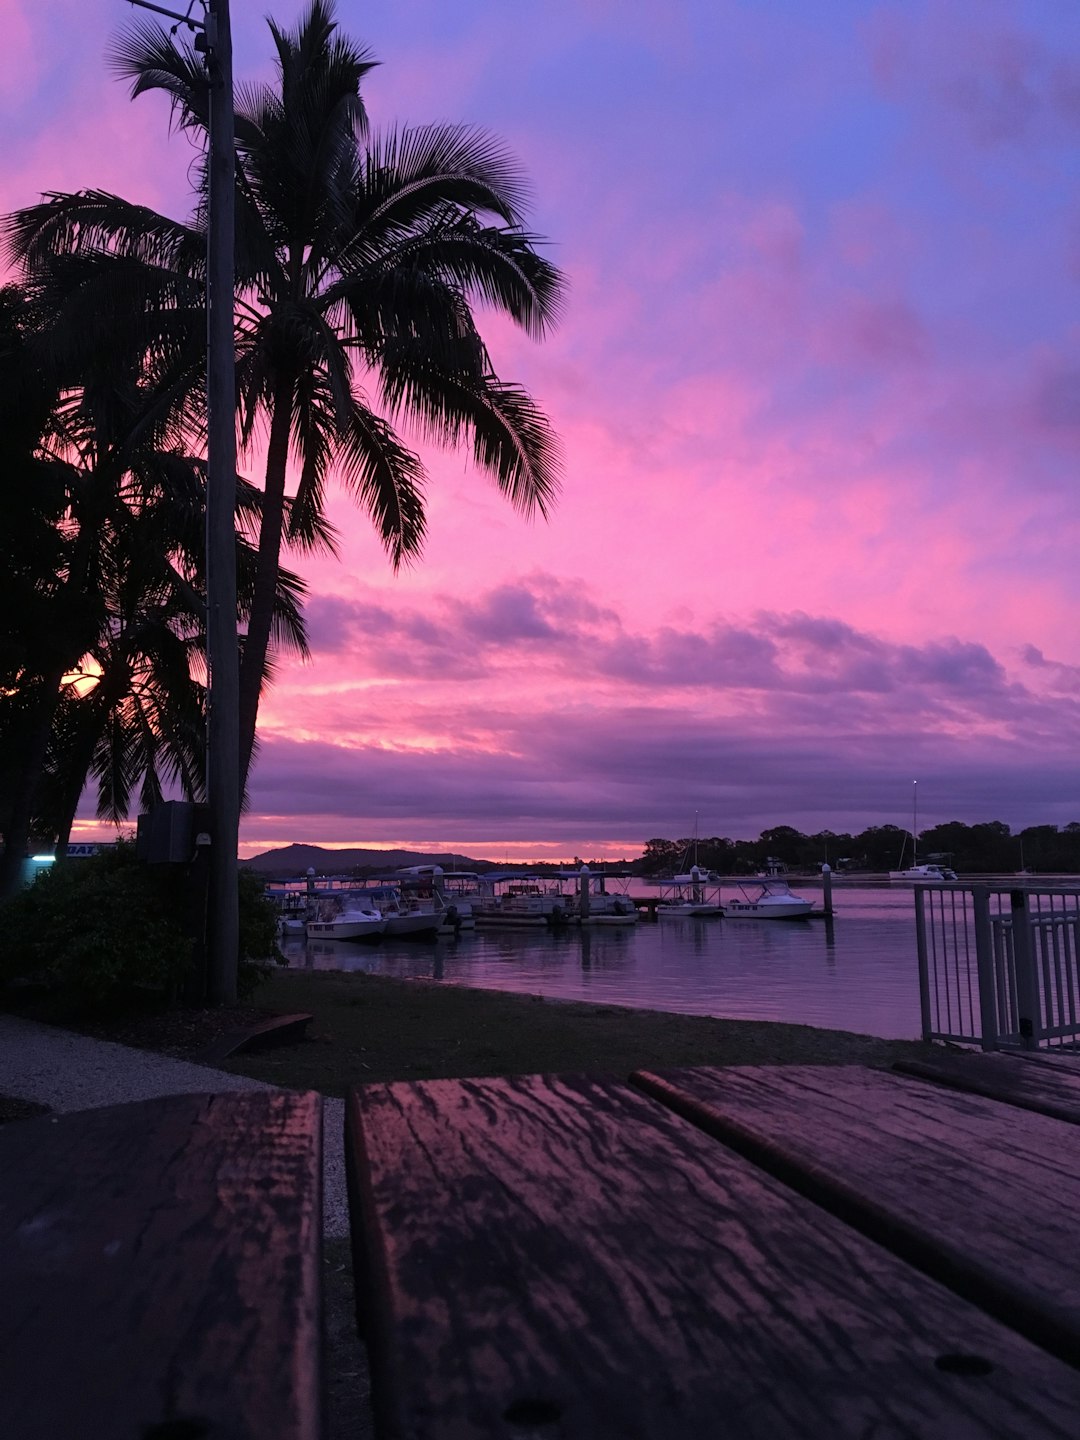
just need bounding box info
[0,840,282,1006]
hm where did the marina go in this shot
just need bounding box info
[277,882,925,1040]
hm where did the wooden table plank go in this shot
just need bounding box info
[632,1064,1080,1369]
[347,1072,1080,1440]
[894,1051,1080,1124]
[0,1090,323,1440]
[1016,1051,1080,1076]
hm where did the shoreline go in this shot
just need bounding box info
[1,968,936,1103]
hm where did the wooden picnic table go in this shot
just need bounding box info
[0,1089,323,1440]
[345,1056,1080,1440]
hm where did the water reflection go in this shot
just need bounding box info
[280,886,923,1039]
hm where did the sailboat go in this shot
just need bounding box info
[888,782,957,882]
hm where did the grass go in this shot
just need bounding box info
[134,966,933,1093]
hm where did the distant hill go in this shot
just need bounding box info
[240,843,491,876]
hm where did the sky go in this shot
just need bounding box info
[6,0,1080,860]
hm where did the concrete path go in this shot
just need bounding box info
[0,1014,348,1238]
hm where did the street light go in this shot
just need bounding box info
[127,0,239,1002]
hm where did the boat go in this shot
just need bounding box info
[364,884,446,938]
[656,867,724,918]
[473,876,571,928]
[888,781,957,882]
[397,866,477,932]
[305,895,386,942]
[561,867,639,925]
[722,875,814,920]
[889,863,958,883]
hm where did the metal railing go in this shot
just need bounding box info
[915,883,1080,1049]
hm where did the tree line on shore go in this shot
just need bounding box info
[637,820,1080,877]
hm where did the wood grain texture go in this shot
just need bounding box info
[1015,1051,1080,1076]
[347,1073,1080,1440]
[894,1052,1080,1124]
[632,1064,1080,1369]
[0,1089,323,1440]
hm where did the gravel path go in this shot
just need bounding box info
[0,1014,348,1238]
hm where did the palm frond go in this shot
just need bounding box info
[334,398,427,566]
[108,20,211,137]
[378,346,559,518]
[5,191,203,277]
[356,124,529,236]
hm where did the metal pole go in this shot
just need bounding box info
[1011,888,1039,1050]
[972,885,998,1050]
[914,885,933,1041]
[204,0,239,1003]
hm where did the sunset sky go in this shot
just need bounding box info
[8,0,1080,860]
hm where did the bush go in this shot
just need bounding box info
[0,840,282,1006]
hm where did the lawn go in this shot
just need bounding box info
[18,965,934,1093]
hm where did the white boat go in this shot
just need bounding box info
[722,876,814,920]
[582,893,639,925]
[889,863,957,883]
[656,867,724,918]
[473,876,572,928]
[365,884,446,938]
[562,867,639,925]
[306,899,386,942]
[888,782,957,882]
[397,866,477,931]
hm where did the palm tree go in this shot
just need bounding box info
[35,459,311,856]
[7,0,564,789]
[0,288,310,892]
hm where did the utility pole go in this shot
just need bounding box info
[127,0,239,1002]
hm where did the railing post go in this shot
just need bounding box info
[972,885,997,1051]
[1011,889,1040,1050]
[914,886,932,1041]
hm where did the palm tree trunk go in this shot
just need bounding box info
[237,372,294,789]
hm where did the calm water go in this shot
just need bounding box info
[279,881,926,1040]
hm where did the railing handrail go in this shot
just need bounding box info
[914,881,1080,1051]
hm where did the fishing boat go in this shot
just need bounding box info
[722,875,814,920]
[306,895,386,942]
[364,884,446,938]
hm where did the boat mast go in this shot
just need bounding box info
[912,780,918,868]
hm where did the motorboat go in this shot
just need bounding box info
[306,899,386,942]
[397,866,478,931]
[265,885,312,936]
[364,884,446,938]
[722,876,814,920]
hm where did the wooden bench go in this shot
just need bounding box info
[196,1010,315,1064]
[894,1050,1080,1124]
[0,1089,323,1440]
[345,1069,1080,1439]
